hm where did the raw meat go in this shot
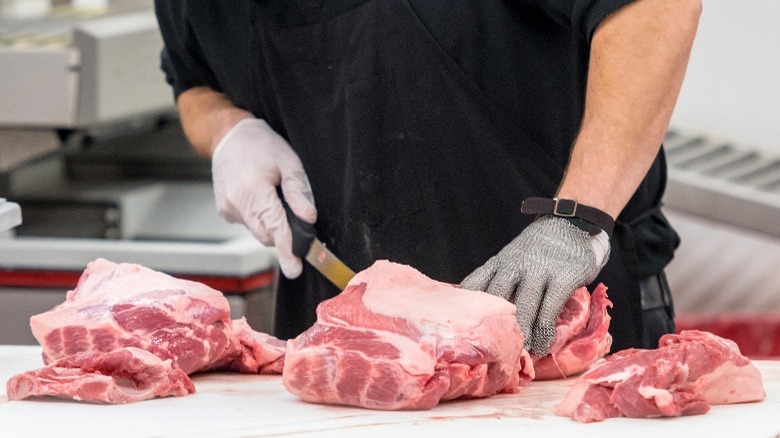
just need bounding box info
[556,330,766,422]
[31,258,238,373]
[532,284,612,380]
[226,317,286,374]
[6,347,194,404]
[283,260,533,410]
[8,258,285,404]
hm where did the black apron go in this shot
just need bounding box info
[246,0,679,351]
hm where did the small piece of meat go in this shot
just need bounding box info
[224,318,286,374]
[556,330,766,423]
[6,347,194,404]
[283,260,532,410]
[532,284,613,380]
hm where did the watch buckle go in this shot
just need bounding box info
[553,198,577,218]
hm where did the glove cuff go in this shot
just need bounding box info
[521,197,615,237]
[591,230,610,267]
[211,117,263,165]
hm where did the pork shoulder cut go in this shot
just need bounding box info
[283,260,533,410]
[31,258,237,373]
[8,258,285,404]
[532,284,612,380]
[556,330,766,422]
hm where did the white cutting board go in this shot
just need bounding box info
[1,346,778,437]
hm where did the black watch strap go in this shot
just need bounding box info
[521,197,615,237]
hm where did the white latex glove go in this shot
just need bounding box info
[211,118,317,279]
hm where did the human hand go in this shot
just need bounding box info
[460,216,610,355]
[211,118,317,278]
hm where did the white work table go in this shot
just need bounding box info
[1,346,778,437]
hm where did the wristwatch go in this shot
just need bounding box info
[521,197,615,237]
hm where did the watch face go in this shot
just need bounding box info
[553,198,577,217]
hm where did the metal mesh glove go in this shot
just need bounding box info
[461,215,610,356]
[212,118,317,279]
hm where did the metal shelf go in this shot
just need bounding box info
[663,128,780,238]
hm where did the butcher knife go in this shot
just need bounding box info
[283,201,356,290]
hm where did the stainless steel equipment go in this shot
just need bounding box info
[0,5,170,127]
[663,128,780,237]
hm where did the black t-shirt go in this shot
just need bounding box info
[154,0,677,280]
[155,1,255,110]
[155,0,632,167]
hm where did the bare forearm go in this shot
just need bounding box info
[177,86,253,159]
[556,0,702,219]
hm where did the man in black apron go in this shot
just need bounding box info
[154,0,700,355]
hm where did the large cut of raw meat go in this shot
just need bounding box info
[7,258,285,404]
[556,330,766,422]
[532,284,612,380]
[283,260,533,410]
[6,347,194,403]
[30,258,237,374]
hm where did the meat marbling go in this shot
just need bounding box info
[556,330,766,422]
[7,258,285,404]
[532,284,613,380]
[283,260,533,410]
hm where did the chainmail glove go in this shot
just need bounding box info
[460,215,610,356]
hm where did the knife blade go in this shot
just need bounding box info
[283,200,355,290]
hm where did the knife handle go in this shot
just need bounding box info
[282,198,317,259]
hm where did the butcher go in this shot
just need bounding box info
[154,0,701,356]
